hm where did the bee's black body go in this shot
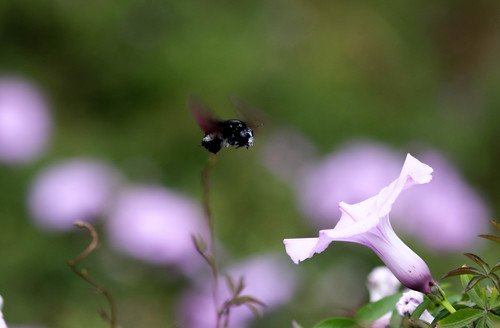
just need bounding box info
[201,119,254,154]
[189,96,256,154]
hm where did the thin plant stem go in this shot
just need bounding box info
[200,153,222,328]
[67,221,117,328]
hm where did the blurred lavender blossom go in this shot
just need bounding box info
[28,158,119,231]
[0,77,51,164]
[106,185,207,276]
[0,295,6,328]
[178,254,299,328]
[296,141,401,228]
[366,267,400,328]
[393,151,490,251]
[366,266,401,302]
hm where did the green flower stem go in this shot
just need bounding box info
[439,297,457,314]
[428,282,456,314]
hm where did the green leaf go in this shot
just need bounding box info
[235,276,245,296]
[436,308,483,328]
[224,274,236,293]
[231,295,266,307]
[312,318,358,328]
[464,253,490,273]
[489,219,500,233]
[485,312,500,328]
[407,318,433,328]
[433,308,452,324]
[461,274,486,308]
[478,234,500,243]
[355,293,401,322]
[489,287,500,309]
[389,309,402,328]
[465,275,486,293]
[475,317,486,328]
[489,272,500,290]
[411,297,432,320]
[245,303,262,318]
[442,266,483,279]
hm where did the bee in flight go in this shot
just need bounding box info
[188,96,257,154]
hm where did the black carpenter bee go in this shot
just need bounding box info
[189,96,258,154]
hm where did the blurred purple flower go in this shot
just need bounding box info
[106,185,206,275]
[296,141,401,228]
[178,254,299,328]
[393,151,490,251]
[28,159,119,231]
[0,77,51,164]
[284,154,435,294]
[366,266,401,302]
[366,267,400,327]
[0,295,7,328]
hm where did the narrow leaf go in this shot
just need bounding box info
[478,234,500,243]
[411,297,432,320]
[433,308,452,325]
[475,317,486,328]
[465,275,486,293]
[489,219,500,232]
[407,318,432,328]
[436,308,483,328]
[464,253,490,272]
[461,274,484,308]
[224,274,236,294]
[246,303,262,318]
[235,276,245,296]
[356,293,401,322]
[232,295,266,307]
[489,287,500,309]
[460,270,471,289]
[485,312,500,327]
[312,318,358,328]
[442,267,483,279]
[191,234,207,252]
[389,309,402,328]
[489,272,500,291]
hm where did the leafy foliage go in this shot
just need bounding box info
[442,253,500,292]
[478,220,500,244]
[307,222,500,328]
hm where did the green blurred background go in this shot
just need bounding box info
[0,0,499,327]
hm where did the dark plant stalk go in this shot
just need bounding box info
[200,153,223,328]
[67,221,117,328]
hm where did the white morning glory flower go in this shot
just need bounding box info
[284,154,435,294]
[396,290,435,323]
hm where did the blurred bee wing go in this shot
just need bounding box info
[229,95,267,132]
[188,95,221,134]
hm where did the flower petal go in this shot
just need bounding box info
[332,154,433,238]
[283,237,330,264]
